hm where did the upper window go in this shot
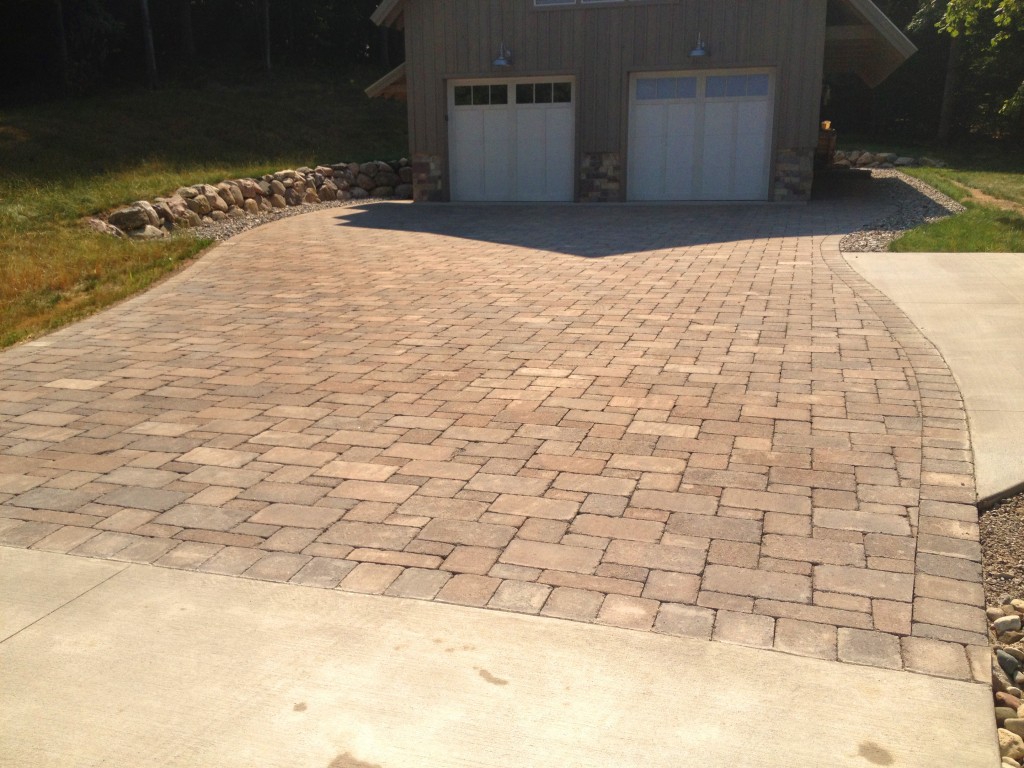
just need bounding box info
[453,84,508,106]
[705,74,770,99]
[636,77,697,101]
[516,82,573,104]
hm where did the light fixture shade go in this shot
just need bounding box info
[494,42,513,67]
[689,34,707,57]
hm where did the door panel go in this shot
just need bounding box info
[627,71,774,201]
[450,80,574,202]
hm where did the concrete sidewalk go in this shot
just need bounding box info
[0,546,999,768]
[845,252,1024,504]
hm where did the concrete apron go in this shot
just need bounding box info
[0,548,998,768]
[844,251,1024,505]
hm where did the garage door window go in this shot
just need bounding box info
[705,74,769,99]
[516,82,572,104]
[453,84,508,106]
[636,77,697,101]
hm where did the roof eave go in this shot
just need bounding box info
[371,0,405,28]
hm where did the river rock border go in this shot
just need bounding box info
[832,150,946,170]
[90,160,413,240]
[988,598,1024,765]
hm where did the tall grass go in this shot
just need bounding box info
[0,67,408,348]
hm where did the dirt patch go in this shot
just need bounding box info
[950,179,1024,216]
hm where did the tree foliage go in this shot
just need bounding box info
[0,0,390,103]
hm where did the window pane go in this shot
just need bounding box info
[656,77,676,99]
[747,74,769,97]
[454,86,472,106]
[472,85,490,105]
[677,77,697,99]
[726,75,747,97]
[516,83,534,104]
[553,81,572,103]
[706,76,727,98]
[636,79,658,100]
[490,84,508,104]
[535,82,553,103]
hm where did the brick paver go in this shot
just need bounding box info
[0,198,985,680]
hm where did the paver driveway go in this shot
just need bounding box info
[0,194,988,680]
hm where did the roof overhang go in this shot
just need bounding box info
[365,62,407,101]
[371,0,404,29]
[825,0,917,87]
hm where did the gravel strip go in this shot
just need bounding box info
[839,168,965,252]
[983,491,1024,604]
[181,197,391,242]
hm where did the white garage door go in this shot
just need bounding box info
[449,80,574,202]
[628,71,774,201]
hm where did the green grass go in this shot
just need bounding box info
[889,202,1024,252]
[0,67,408,348]
[837,141,1024,252]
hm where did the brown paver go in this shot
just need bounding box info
[0,201,986,679]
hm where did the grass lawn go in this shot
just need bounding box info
[0,67,407,348]
[840,136,1024,252]
[892,164,1024,252]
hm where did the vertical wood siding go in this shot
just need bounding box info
[404,0,826,162]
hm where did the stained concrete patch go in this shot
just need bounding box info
[0,548,999,767]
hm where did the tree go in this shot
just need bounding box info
[138,0,158,88]
[53,0,70,89]
[179,0,196,64]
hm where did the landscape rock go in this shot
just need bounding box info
[270,179,286,196]
[350,187,369,200]
[1000,649,1021,679]
[87,217,125,238]
[210,210,227,222]
[998,692,1023,710]
[319,180,338,201]
[108,205,152,232]
[185,195,212,216]
[894,156,917,166]
[1007,720,1024,739]
[133,200,161,228]
[151,201,175,224]
[269,193,287,209]
[999,708,1020,724]
[371,186,394,198]
[356,173,376,191]
[302,188,321,204]
[997,616,1024,634]
[205,193,229,214]
[177,210,202,228]
[1004,728,1024,760]
[130,224,166,240]
[175,186,198,199]
[243,198,259,215]
[395,184,413,199]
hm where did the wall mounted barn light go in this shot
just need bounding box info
[689,33,708,57]
[494,42,513,67]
